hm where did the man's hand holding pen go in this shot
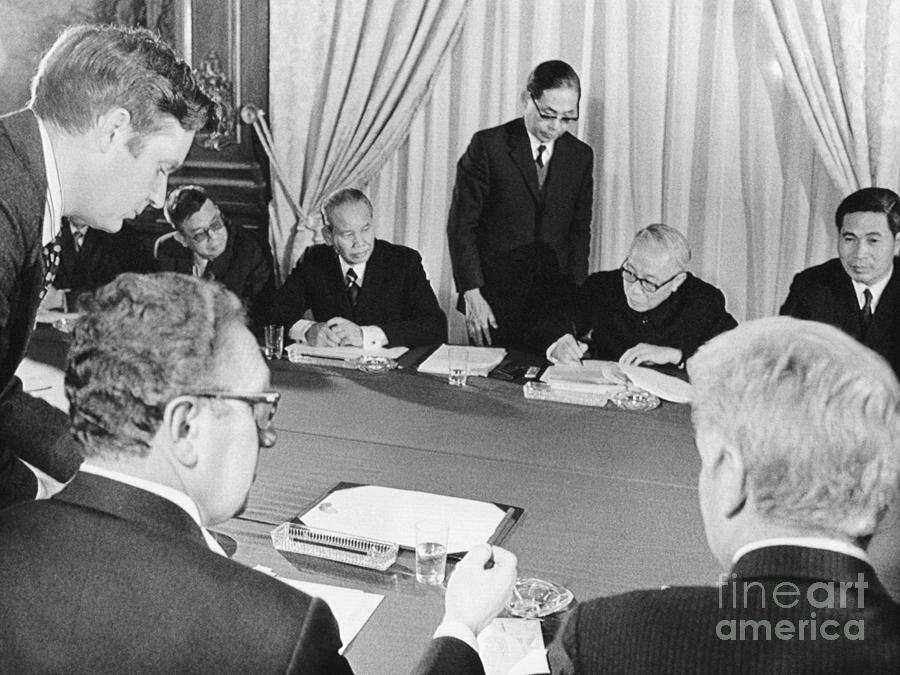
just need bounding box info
[443,543,518,637]
[548,333,590,365]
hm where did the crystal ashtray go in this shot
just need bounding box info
[270,522,399,571]
[351,355,399,373]
[611,387,660,412]
[506,577,574,618]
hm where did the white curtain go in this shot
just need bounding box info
[270,0,848,342]
[267,0,469,281]
[761,0,900,193]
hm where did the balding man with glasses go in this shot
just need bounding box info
[448,60,594,349]
[543,224,736,367]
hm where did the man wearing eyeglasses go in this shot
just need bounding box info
[156,184,271,315]
[543,224,736,367]
[0,273,517,673]
[447,60,594,349]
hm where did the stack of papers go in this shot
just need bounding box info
[478,619,549,675]
[541,360,692,403]
[286,344,408,360]
[417,344,507,378]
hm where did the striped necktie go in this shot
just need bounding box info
[346,268,360,307]
[39,231,63,300]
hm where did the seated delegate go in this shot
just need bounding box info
[541,223,736,366]
[548,317,900,672]
[781,186,900,374]
[44,216,126,305]
[156,184,271,316]
[0,273,517,673]
[267,187,447,349]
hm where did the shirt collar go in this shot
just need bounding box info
[337,255,367,285]
[526,128,555,163]
[193,252,210,277]
[79,462,227,556]
[851,265,892,312]
[732,537,869,566]
[36,114,64,246]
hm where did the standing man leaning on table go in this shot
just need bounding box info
[548,317,900,673]
[0,24,213,507]
[447,60,594,349]
[0,273,517,674]
[268,188,447,349]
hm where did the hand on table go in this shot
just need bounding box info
[464,288,497,346]
[326,317,363,347]
[444,543,517,636]
[306,321,342,347]
[618,343,682,367]
[548,334,589,364]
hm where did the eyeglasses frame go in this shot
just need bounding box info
[620,260,684,294]
[179,391,281,447]
[529,93,579,124]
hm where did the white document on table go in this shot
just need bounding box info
[542,360,692,403]
[285,344,409,360]
[417,344,507,378]
[299,485,508,554]
[477,618,549,675]
[14,357,68,412]
[254,566,383,654]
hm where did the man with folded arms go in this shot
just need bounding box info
[781,186,900,374]
[542,224,736,367]
[548,317,900,672]
[269,188,447,348]
[0,24,212,506]
[0,273,516,673]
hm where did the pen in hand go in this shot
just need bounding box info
[483,545,495,570]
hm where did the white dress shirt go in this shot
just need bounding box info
[732,536,869,566]
[850,267,892,312]
[36,114,63,247]
[526,130,555,166]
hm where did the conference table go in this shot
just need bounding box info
[25,328,900,674]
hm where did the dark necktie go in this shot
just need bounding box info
[73,228,85,253]
[39,231,63,300]
[860,288,873,336]
[535,144,546,168]
[535,144,548,190]
[346,268,360,307]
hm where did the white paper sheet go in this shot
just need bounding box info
[417,344,507,378]
[14,357,68,412]
[299,485,508,553]
[254,566,383,654]
[541,360,692,403]
[285,343,409,360]
[477,618,549,675]
[619,364,693,403]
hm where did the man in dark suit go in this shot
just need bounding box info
[45,217,127,304]
[0,273,517,673]
[548,317,900,673]
[270,188,447,348]
[541,224,736,367]
[156,184,271,316]
[0,24,212,507]
[447,60,594,348]
[781,186,900,374]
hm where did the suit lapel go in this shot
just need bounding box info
[354,241,384,317]
[328,249,354,316]
[507,120,542,204]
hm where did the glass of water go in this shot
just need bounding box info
[264,324,284,360]
[447,347,469,386]
[415,520,449,585]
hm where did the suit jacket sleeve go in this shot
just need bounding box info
[379,250,447,347]
[286,597,354,674]
[409,636,485,675]
[268,254,313,329]
[567,147,594,286]
[447,132,490,293]
[678,285,737,360]
[779,273,809,318]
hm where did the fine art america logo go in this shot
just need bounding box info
[715,573,867,641]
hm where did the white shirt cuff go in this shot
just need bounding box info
[432,618,479,654]
[545,336,565,363]
[289,319,315,342]
[21,458,70,499]
[361,325,388,349]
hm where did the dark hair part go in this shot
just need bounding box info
[835,187,900,235]
[65,273,246,458]
[30,24,213,138]
[164,184,211,232]
[320,188,373,229]
[525,60,581,98]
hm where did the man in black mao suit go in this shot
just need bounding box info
[0,25,212,507]
[540,224,736,367]
[0,273,517,673]
[781,187,900,374]
[155,185,271,317]
[270,188,447,348]
[548,317,900,673]
[448,60,594,348]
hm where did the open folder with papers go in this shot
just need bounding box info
[417,344,507,378]
[541,360,692,403]
[285,343,409,360]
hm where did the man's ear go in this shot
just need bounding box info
[669,271,688,294]
[164,397,201,468]
[715,443,748,520]
[173,231,189,249]
[321,226,334,246]
[95,107,132,153]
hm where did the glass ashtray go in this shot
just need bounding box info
[506,577,574,618]
[351,355,399,373]
[611,387,660,412]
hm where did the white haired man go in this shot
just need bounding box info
[548,316,900,672]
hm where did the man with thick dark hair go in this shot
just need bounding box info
[549,317,900,672]
[0,24,213,506]
[447,60,594,348]
[781,186,900,373]
[0,273,517,673]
